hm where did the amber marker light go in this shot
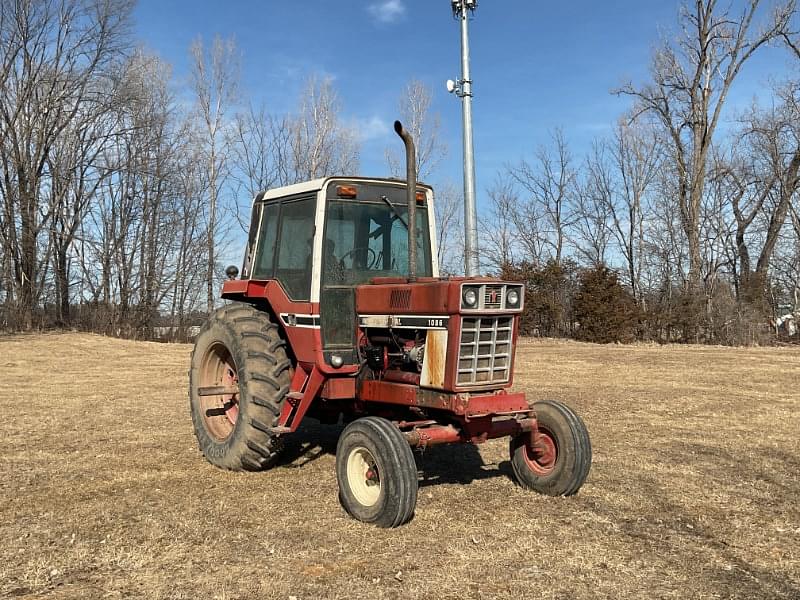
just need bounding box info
[336,185,358,199]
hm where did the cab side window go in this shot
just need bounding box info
[275,197,315,300]
[252,203,279,279]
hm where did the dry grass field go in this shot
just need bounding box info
[0,333,798,599]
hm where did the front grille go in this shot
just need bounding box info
[457,316,513,386]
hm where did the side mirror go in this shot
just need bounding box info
[225,265,239,280]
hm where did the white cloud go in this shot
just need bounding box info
[368,0,406,24]
[352,115,391,142]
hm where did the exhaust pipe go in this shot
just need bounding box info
[394,120,417,281]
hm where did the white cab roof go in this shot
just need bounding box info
[258,176,432,202]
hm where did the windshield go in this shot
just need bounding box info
[323,199,432,286]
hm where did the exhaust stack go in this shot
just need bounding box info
[394,120,417,281]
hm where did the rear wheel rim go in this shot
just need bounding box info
[346,446,381,507]
[522,430,558,476]
[199,342,240,441]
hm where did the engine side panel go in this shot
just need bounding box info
[420,329,448,389]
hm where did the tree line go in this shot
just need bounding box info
[480,0,800,344]
[0,0,362,337]
[1,0,799,345]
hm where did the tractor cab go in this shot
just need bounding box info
[230,177,439,367]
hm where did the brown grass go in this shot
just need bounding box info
[0,333,798,599]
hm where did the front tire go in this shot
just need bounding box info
[510,400,592,496]
[336,417,418,528]
[189,303,292,471]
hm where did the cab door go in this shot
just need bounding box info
[319,200,363,366]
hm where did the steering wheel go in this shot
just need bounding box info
[339,247,378,269]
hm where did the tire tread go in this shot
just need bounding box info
[336,416,418,528]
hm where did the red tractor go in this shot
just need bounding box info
[189,122,591,527]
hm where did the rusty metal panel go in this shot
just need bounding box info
[356,280,453,314]
[421,329,448,389]
[360,380,415,406]
[321,377,356,399]
[359,380,529,417]
[461,391,529,416]
[360,380,451,410]
[221,279,250,295]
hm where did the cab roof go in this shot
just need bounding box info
[256,176,432,202]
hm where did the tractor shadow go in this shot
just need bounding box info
[275,418,342,468]
[276,419,514,487]
[416,443,513,487]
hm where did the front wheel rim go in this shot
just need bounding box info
[522,430,558,476]
[346,446,381,507]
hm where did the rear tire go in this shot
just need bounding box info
[336,417,418,528]
[510,400,591,496]
[189,302,292,471]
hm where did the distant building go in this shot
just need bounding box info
[775,313,798,338]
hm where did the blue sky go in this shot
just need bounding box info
[133,1,794,207]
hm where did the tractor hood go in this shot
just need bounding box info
[356,277,525,316]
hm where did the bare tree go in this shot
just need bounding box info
[699,162,736,303]
[67,50,207,337]
[47,106,115,324]
[619,0,795,291]
[606,119,662,302]
[711,91,800,305]
[786,199,800,311]
[190,34,239,314]
[229,76,361,240]
[481,177,522,272]
[45,49,139,325]
[0,2,21,313]
[433,182,463,275]
[386,79,447,181]
[643,167,689,300]
[0,0,133,328]
[571,141,614,267]
[289,76,359,182]
[754,78,800,277]
[508,129,576,265]
[231,102,281,200]
[170,142,209,335]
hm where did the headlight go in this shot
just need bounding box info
[462,287,478,308]
[506,288,520,308]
